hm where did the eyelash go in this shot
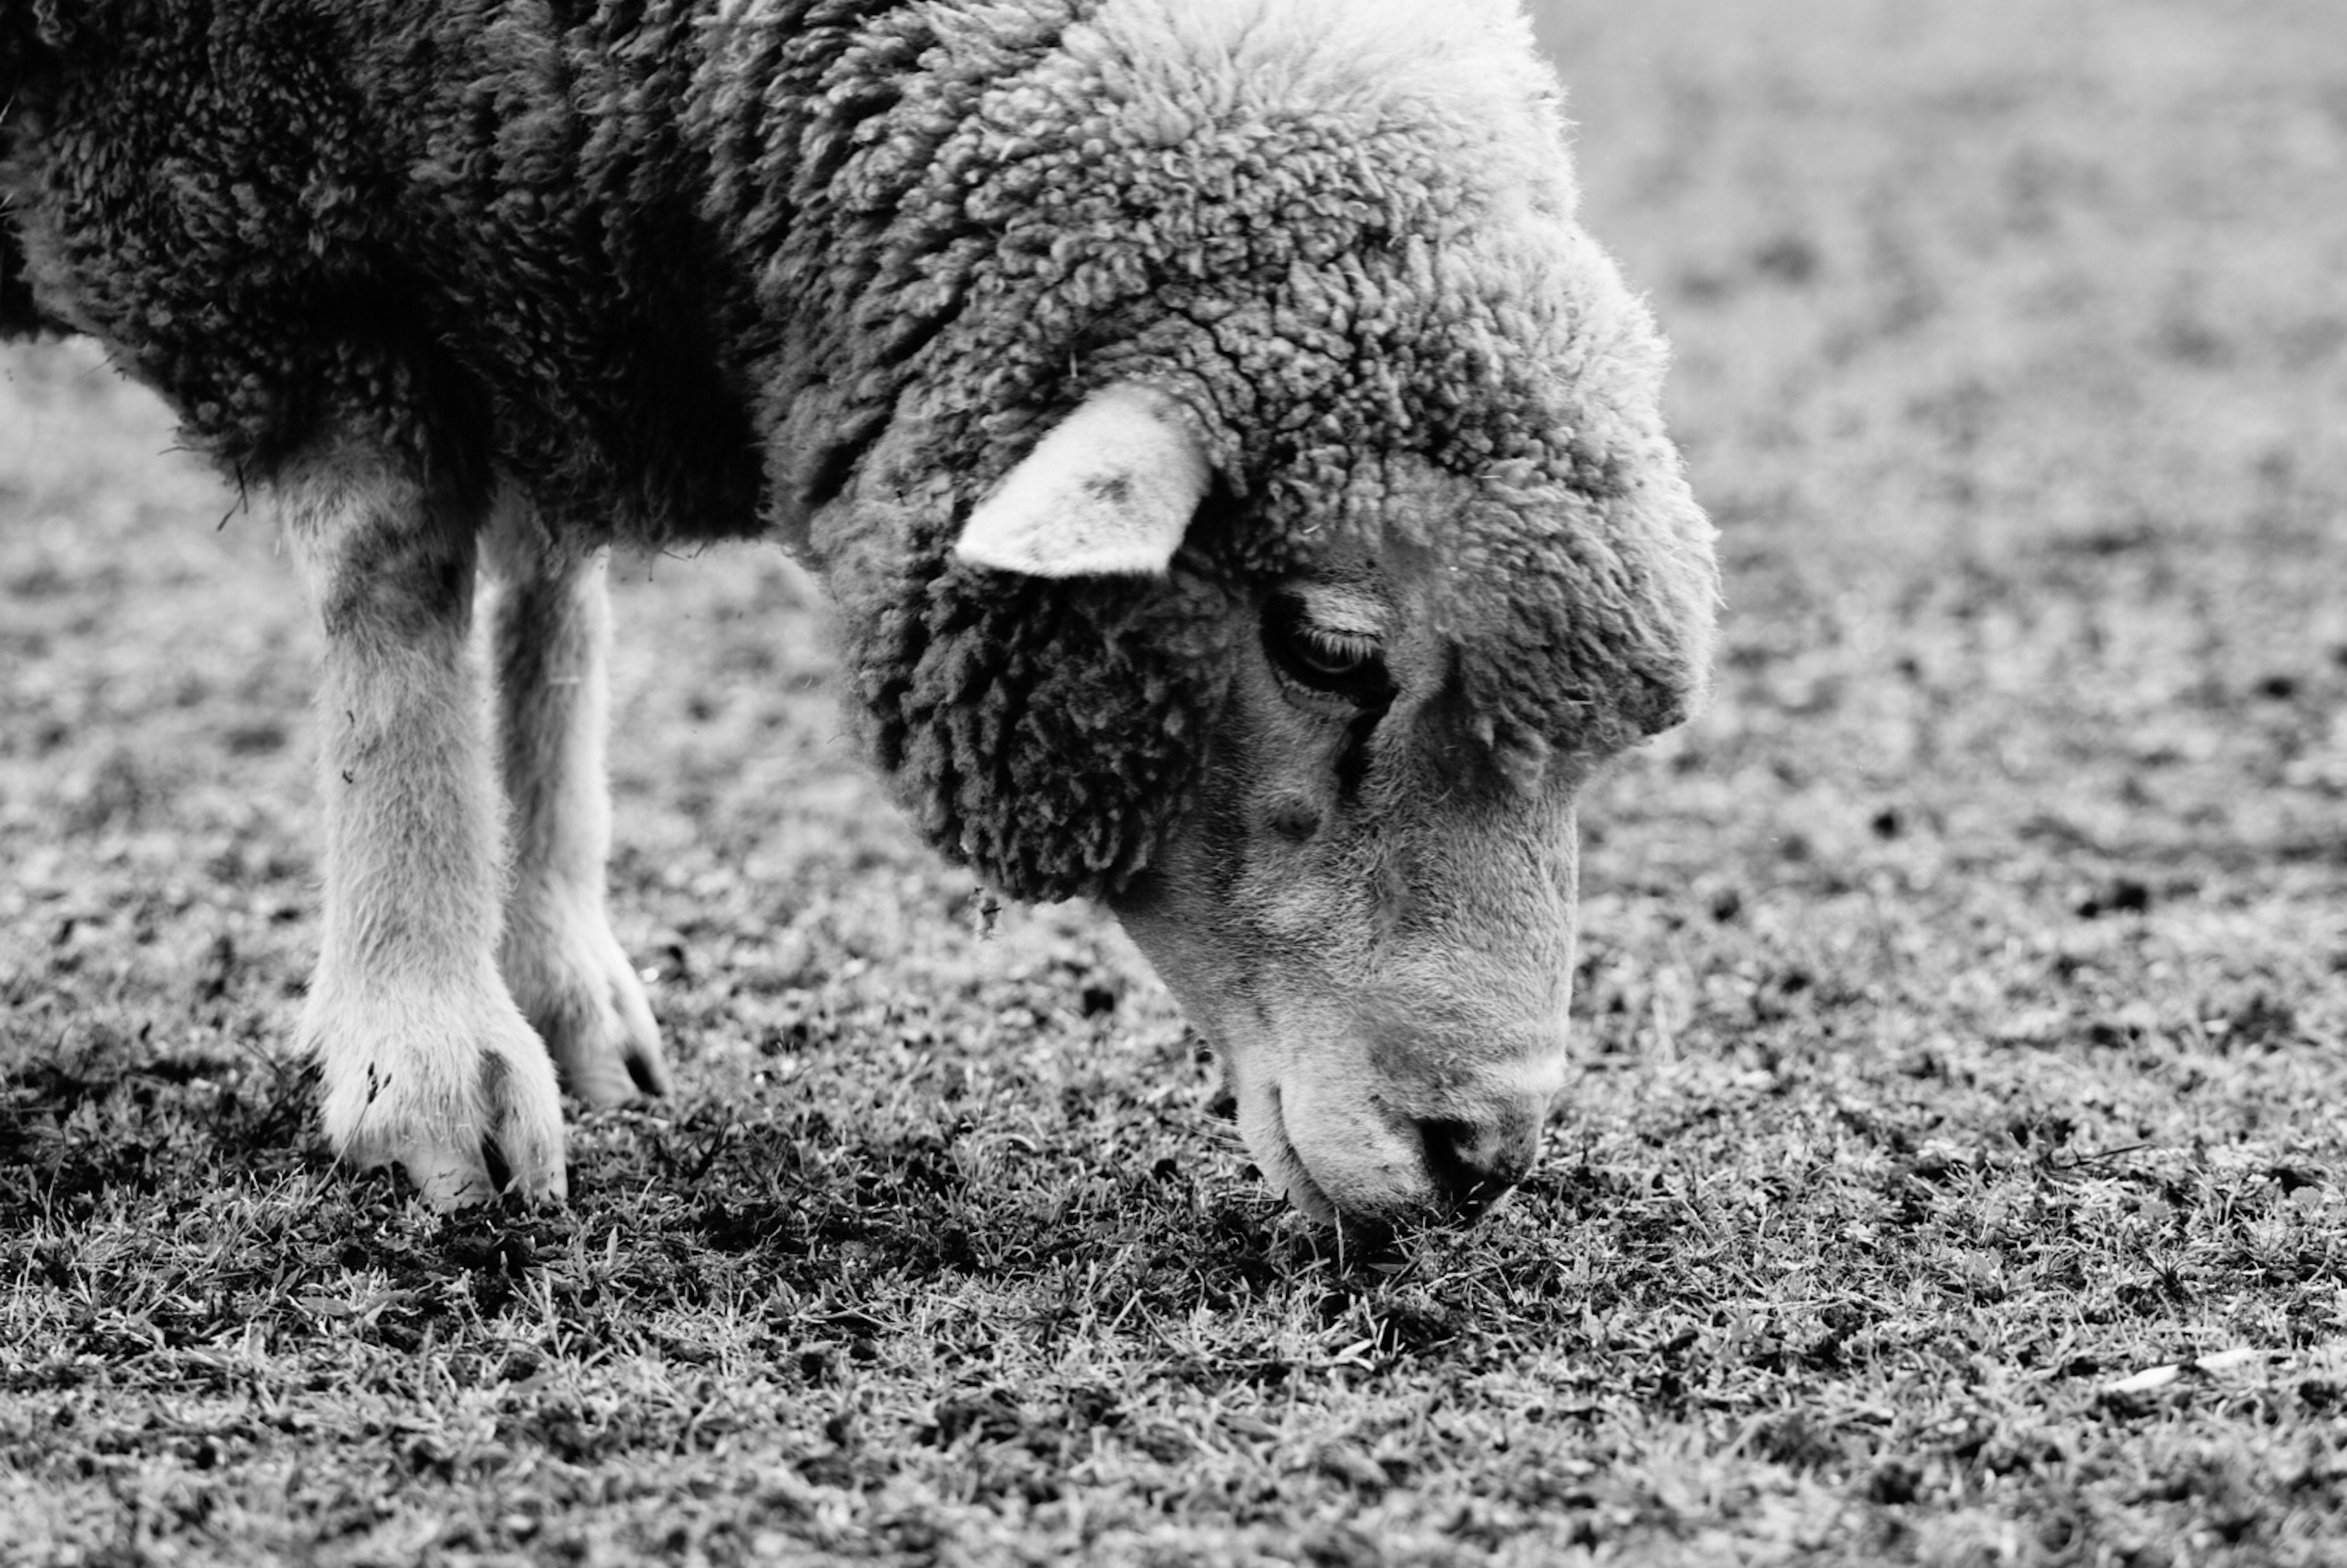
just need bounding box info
[1264,595,1393,707]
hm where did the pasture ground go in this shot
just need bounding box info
[6,1,2347,1562]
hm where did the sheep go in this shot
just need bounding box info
[0,0,1719,1229]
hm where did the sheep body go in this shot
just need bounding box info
[1,0,1718,1222]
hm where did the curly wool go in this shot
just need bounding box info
[844,560,1238,902]
[798,0,1716,894]
[1,0,1717,905]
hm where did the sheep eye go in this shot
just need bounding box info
[1265,595,1391,704]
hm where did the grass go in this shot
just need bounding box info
[5,0,2347,1561]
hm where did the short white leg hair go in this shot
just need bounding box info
[483,496,670,1106]
[281,441,565,1207]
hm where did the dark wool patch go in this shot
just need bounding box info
[0,229,42,337]
[845,555,1237,903]
[0,7,40,335]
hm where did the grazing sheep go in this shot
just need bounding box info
[0,0,1718,1228]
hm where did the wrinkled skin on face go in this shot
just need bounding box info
[1109,538,1584,1230]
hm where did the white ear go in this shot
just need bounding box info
[953,383,1213,577]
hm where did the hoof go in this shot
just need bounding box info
[307,981,569,1209]
[503,910,672,1107]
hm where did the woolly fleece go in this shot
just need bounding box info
[0,0,1717,903]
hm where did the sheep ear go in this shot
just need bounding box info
[953,384,1212,577]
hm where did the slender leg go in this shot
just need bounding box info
[281,442,567,1206]
[484,499,671,1105]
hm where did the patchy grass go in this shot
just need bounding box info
[5,0,2347,1561]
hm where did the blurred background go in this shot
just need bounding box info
[1523,0,2346,1058]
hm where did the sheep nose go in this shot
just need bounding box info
[1417,1113,1541,1222]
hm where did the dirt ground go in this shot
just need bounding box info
[4,1,2346,1563]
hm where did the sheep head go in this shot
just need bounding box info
[890,382,1716,1231]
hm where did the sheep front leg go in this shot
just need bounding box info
[484,507,671,1105]
[282,445,567,1207]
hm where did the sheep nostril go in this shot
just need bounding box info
[1266,794,1322,841]
[1417,1116,1537,1222]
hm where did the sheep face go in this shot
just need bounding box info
[1108,541,1584,1231]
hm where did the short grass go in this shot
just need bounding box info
[5,0,2346,1562]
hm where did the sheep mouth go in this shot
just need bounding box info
[1252,1083,1339,1226]
[1276,1143,1339,1227]
[1273,1135,1419,1248]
